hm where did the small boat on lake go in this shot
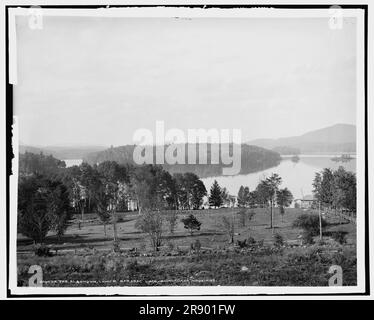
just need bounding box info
[331,154,353,162]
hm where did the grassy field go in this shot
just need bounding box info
[17,207,357,287]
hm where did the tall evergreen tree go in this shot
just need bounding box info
[209,180,223,208]
[243,186,250,206]
[237,185,246,207]
[191,179,207,210]
[247,191,257,208]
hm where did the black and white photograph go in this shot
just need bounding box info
[2,2,372,300]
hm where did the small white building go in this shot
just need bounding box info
[294,195,316,209]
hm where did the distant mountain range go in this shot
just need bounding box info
[18,123,356,177]
[246,124,356,154]
[19,145,107,160]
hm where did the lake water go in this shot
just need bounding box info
[62,155,356,201]
[202,155,356,200]
[63,159,83,167]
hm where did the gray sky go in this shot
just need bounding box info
[14,16,357,147]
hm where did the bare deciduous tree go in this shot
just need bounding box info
[221,215,235,244]
[135,211,164,251]
[166,210,178,234]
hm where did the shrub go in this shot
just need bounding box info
[236,239,248,248]
[273,233,284,247]
[332,252,347,265]
[302,231,314,245]
[332,231,348,244]
[34,244,52,257]
[112,240,121,253]
[248,210,256,219]
[193,239,201,253]
[292,214,326,236]
[181,214,201,235]
[247,237,256,245]
[126,259,139,272]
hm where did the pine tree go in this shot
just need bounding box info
[237,186,246,207]
[243,186,250,207]
[209,180,223,208]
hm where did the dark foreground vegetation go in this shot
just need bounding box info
[17,206,357,287]
[18,243,356,287]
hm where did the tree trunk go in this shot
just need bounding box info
[104,224,107,237]
[88,196,91,213]
[318,201,322,240]
[270,200,273,230]
[112,211,118,241]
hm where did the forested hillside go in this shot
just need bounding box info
[83,144,281,178]
[248,124,356,154]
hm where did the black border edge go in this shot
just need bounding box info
[363,2,370,297]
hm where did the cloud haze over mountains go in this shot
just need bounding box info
[14,16,356,146]
[247,124,356,154]
[20,123,356,161]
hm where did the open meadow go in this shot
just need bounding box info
[17,207,357,287]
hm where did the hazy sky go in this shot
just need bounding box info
[14,15,357,147]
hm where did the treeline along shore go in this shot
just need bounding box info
[82,143,281,178]
[18,151,356,245]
